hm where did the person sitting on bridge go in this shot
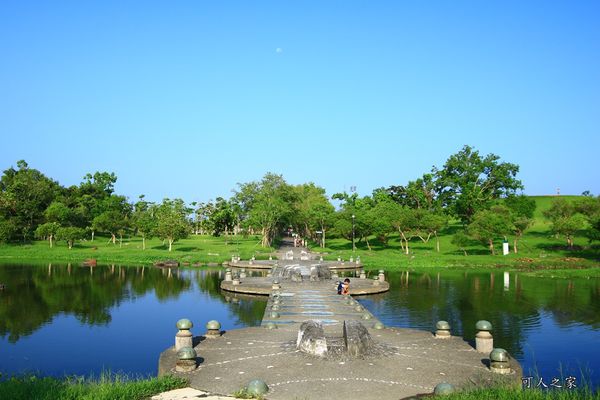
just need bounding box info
[342,278,350,295]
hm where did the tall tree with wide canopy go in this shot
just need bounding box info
[0,160,60,241]
[234,173,296,247]
[435,146,523,224]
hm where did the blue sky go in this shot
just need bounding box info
[1,1,599,203]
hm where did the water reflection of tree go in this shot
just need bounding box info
[194,268,267,327]
[0,264,190,343]
[222,292,267,327]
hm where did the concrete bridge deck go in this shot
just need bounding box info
[158,242,521,399]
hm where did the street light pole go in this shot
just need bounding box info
[352,214,355,252]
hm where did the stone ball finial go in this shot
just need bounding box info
[177,347,197,360]
[362,313,372,320]
[436,321,451,330]
[373,321,385,330]
[490,348,509,362]
[354,305,364,312]
[206,320,221,331]
[176,319,193,330]
[264,322,278,329]
[434,382,455,396]
[270,311,280,319]
[246,379,269,396]
[476,320,493,331]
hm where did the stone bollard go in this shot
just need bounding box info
[475,320,493,353]
[356,256,360,264]
[435,321,451,339]
[272,280,281,290]
[269,255,273,261]
[362,313,372,320]
[224,268,232,282]
[232,276,241,286]
[489,348,511,374]
[205,320,221,338]
[175,319,193,351]
[354,305,364,312]
[360,270,366,279]
[264,322,277,329]
[373,321,385,330]
[246,379,270,397]
[239,268,247,279]
[176,347,197,372]
[337,256,341,262]
[271,304,280,311]
[231,255,235,263]
[350,256,354,263]
[270,311,280,319]
[372,276,380,286]
[378,270,385,282]
[434,383,455,396]
[319,255,323,262]
[332,272,339,280]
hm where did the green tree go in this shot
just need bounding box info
[543,198,586,249]
[420,211,449,252]
[35,222,61,248]
[384,173,438,210]
[574,195,600,243]
[0,215,18,243]
[368,198,401,245]
[467,205,515,255]
[0,160,60,241]
[504,195,536,253]
[211,197,236,239]
[451,231,471,256]
[332,192,377,250]
[56,226,86,249]
[155,198,190,251]
[295,183,334,247]
[234,173,296,247]
[132,195,157,250]
[435,146,523,223]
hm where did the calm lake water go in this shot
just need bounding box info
[1,263,599,389]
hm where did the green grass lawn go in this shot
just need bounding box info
[0,196,598,278]
[0,373,187,400]
[309,196,600,278]
[0,234,275,266]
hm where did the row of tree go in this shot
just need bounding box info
[1,146,599,253]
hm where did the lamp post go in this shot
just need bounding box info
[352,214,356,252]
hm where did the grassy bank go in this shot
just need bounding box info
[0,234,275,266]
[0,373,187,400]
[444,387,599,399]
